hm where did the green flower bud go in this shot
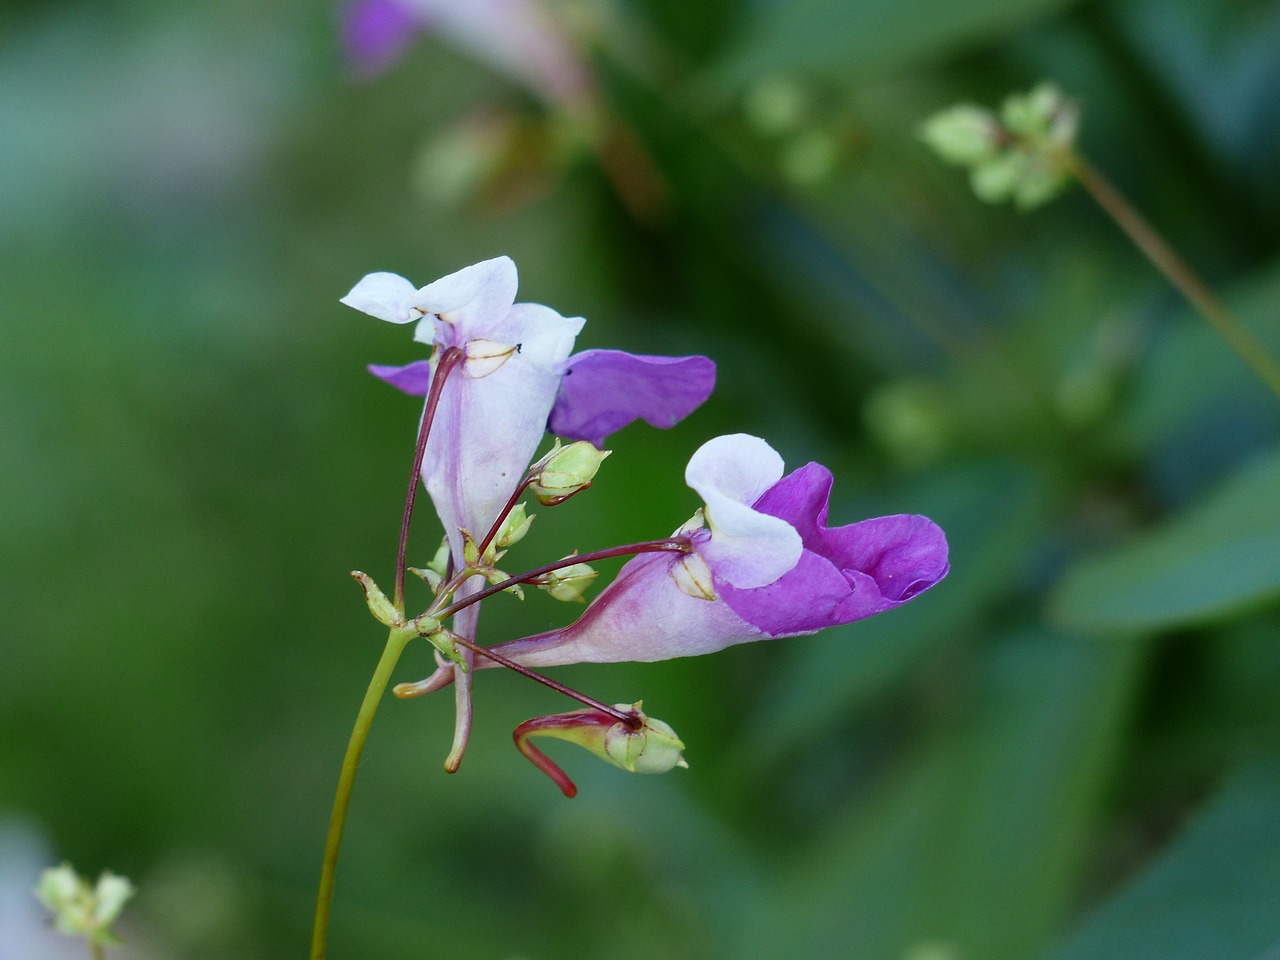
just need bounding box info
[462,530,482,567]
[484,566,525,599]
[35,863,135,946]
[920,104,1000,166]
[601,703,687,774]
[538,561,598,603]
[407,565,444,593]
[514,702,688,797]
[743,74,810,136]
[495,503,534,548]
[529,440,611,505]
[426,538,451,576]
[1001,82,1064,139]
[351,571,400,626]
[417,624,466,670]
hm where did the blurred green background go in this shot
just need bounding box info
[3,0,1280,957]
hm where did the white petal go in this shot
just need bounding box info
[412,256,518,330]
[340,272,421,323]
[686,434,785,506]
[494,302,584,366]
[685,434,801,589]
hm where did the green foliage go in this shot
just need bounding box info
[1052,448,1280,632]
[1044,757,1280,960]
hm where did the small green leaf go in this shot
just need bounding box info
[1051,448,1280,632]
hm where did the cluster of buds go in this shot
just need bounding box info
[341,256,949,794]
[920,82,1079,210]
[34,863,134,951]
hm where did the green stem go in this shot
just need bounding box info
[1067,151,1280,402]
[89,940,106,960]
[310,627,413,960]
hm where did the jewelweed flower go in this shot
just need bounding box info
[342,0,594,111]
[346,257,715,550]
[343,256,713,766]
[343,257,583,556]
[414,434,948,686]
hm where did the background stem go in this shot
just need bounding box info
[1068,151,1280,401]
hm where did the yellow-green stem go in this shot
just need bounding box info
[89,940,105,960]
[1067,151,1280,402]
[310,628,413,960]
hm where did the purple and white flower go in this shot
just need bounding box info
[342,256,715,555]
[412,433,948,689]
[341,0,594,110]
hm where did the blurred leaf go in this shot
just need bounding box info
[712,0,1081,90]
[1042,755,1280,960]
[746,460,1048,760]
[738,630,1144,960]
[1116,262,1280,503]
[1051,447,1280,633]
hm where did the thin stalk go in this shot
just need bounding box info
[451,635,634,723]
[475,475,534,558]
[433,538,689,621]
[310,628,413,960]
[394,347,465,612]
[89,941,106,960]
[1066,151,1280,401]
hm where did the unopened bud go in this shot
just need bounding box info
[352,571,400,626]
[426,539,451,576]
[529,440,611,505]
[35,863,135,945]
[462,530,482,567]
[920,104,1000,166]
[514,702,687,797]
[484,567,525,599]
[538,561,597,603]
[408,565,445,592]
[1001,82,1067,139]
[602,703,687,774]
[495,503,534,548]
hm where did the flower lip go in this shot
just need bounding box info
[716,461,949,635]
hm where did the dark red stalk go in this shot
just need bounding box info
[394,346,464,611]
[434,537,690,621]
[449,635,635,724]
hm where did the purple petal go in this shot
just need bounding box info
[826,514,951,606]
[750,461,834,550]
[369,359,434,396]
[342,0,423,77]
[717,549,854,635]
[548,350,715,447]
[719,465,949,634]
